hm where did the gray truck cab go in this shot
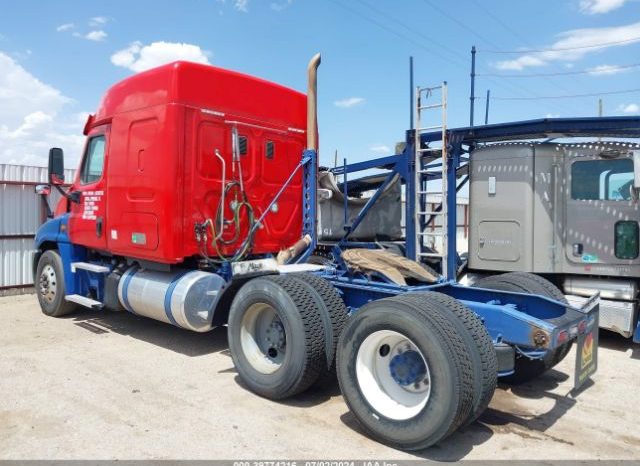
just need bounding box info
[468,141,640,338]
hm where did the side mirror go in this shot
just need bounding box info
[633,150,640,189]
[34,184,51,196]
[48,147,65,185]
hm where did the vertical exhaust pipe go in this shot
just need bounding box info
[307,53,321,151]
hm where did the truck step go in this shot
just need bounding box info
[65,294,103,309]
[71,262,111,273]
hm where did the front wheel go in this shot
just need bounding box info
[35,250,77,317]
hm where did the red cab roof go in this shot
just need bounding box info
[94,61,307,130]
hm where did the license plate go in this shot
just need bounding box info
[574,309,599,391]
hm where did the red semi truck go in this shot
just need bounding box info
[34,55,598,450]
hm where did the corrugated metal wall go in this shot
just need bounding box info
[0,164,75,294]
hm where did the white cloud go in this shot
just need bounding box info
[495,21,640,70]
[56,23,74,32]
[618,103,640,113]
[334,97,365,108]
[234,0,249,12]
[370,144,391,154]
[111,41,211,73]
[580,0,628,14]
[0,52,86,166]
[271,0,293,11]
[89,16,109,27]
[85,30,107,42]
[587,64,628,75]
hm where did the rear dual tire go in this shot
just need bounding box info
[336,292,497,450]
[227,273,348,399]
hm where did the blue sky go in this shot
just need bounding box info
[0,0,639,168]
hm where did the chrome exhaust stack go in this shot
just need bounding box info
[306,53,321,151]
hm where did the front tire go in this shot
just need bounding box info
[35,250,77,317]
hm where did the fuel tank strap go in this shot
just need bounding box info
[121,268,138,314]
[163,270,191,327]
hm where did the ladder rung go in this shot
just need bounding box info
[418,231,445,236]
[417,148,441,153]
[418,252,444,258]
[419,104,443,110]
[417,125,443,131]
[418,211,443,215]
[420,85,442,92]
[417,190,446,195]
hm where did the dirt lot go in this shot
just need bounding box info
[1,293,639,461]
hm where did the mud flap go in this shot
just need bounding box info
[574,295,599,391]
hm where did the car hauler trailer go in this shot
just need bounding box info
[326,111,640,344]
[378,112,640,342]
[34,55,598,450]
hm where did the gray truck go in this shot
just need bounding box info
[467,141,640,341]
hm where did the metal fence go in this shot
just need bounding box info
[0,164,75,295]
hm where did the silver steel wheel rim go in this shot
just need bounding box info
[240,303,286,374]
[39,264,57,304]
[356,330,431,421]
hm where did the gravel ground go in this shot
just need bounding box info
[1,293,639,461]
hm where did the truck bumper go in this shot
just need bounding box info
[566,294,637,338]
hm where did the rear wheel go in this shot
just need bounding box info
[336,295,475,450]
[409,292,497,425]
[35,250,77,317]
[290,273,349,386]
[228,275,326,400]
[473,272,572,384]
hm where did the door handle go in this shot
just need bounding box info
[573,243,583,257]
[96,217,103,237]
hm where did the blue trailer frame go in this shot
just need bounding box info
[308,116,640,369]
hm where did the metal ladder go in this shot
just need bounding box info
[414,82,448,274]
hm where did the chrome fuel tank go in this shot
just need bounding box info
[118,268,226,332]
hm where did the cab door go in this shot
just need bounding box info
[565,151,640,269]
[68,126,109,251]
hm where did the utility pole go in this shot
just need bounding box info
[598,98,603,117]
[410,56,414,130]
[484,89,491,125]
[470,45,476,127]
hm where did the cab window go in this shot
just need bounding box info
[80,135,106,184]
[571,158,633,201]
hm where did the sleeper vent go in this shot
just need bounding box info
[239,136,248,155]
